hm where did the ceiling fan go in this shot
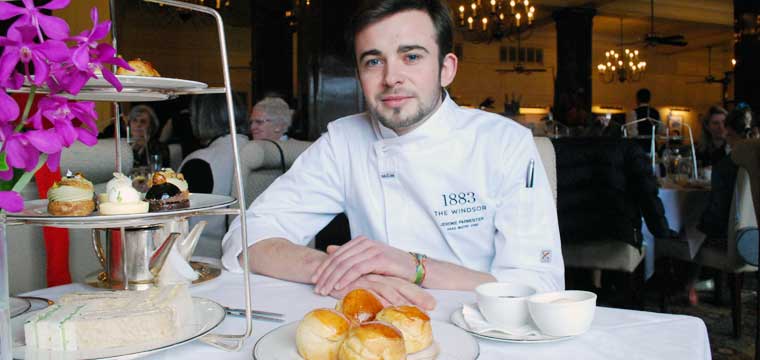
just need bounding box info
[643,0,687,47]
[686,47,731,85]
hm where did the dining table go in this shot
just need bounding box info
[16,265,711,360]
[641,180,712,279]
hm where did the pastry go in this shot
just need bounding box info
[375,306,433,354]
[337,322,406,360]
[296,309,351,360]
[98,173,149,215]
[24,285,194,351]
[47,171,95,216]
[116,58,161,77]
[335,289,384,324]
[145,169,190,212]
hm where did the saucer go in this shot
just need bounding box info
[450,304,574,343]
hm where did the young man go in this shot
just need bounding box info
[625,88,662,137]
[221,0,563,309]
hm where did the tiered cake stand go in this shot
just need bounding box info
[6,0,254,353]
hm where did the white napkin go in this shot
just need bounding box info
[461,303,541,337]
[157,242,199,286]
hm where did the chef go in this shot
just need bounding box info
[222,0,563,309]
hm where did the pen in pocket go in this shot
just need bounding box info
[526,159,535,188]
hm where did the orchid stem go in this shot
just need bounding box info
[10,154,47,194]
[15,86,37,133]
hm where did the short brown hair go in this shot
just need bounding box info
[347,0,454,68]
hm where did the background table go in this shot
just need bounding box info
[19,270,711,359]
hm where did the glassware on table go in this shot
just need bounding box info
[149,153,162,173]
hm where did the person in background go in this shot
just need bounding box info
[687,106,753,305]
[126,105,169,169]
[249,97,294,141]
[179,93,249,257]
[625,88,662,137]
[696,106,728,167]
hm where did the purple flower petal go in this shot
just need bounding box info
[0,51,21,81]
[26,129,62,154]
[0,3,24,21]
[100,67,122,92]
[30,53,49,85]
[38,39,69,62]
[71,44,90,71]
[0,168,13,181]
[39,0,70,10]
[36,13,70,40]
[45,151,61,172]
[55,120,77,147]
[0,90,19,123]
[75,127,97,146]
[0,191,23,213]
[5,134,33,170]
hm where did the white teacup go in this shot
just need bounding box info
[475,282,537,329]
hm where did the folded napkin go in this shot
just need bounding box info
[461,303,541,337]
[157,242,199,286]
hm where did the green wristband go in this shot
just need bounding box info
[409,252,427,285]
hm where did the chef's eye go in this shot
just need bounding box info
[365,58,382,67]
[406,54,422,62]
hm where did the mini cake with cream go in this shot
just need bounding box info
[47,171,95,216]
[98,173,149,215]
[145,169,190,212]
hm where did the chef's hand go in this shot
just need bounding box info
[311,236,417,295]
[328,274,436,311]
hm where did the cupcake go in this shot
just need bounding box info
[47,172,95,216]
[145,169,190,212]
[98,173,149,215]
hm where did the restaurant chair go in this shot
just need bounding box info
[656,166,757,338]
[534,137,557,202]
[730,139,760,358]
[553,137,670,309]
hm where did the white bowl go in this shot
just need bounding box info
[527,290,596,337]
[475,282,536,329]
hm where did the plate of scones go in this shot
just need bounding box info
[253,289,479,360]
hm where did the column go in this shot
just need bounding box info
[552,7,596,126]
[734,0,760,112]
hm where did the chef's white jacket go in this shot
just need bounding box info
[222,95,564,292]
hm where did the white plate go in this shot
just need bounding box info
[10,297,31,318]
[86,75,208,90]
[8,193,236,228]
[252,320,479,360]
[450,306,573,343]
[13,297,225,360]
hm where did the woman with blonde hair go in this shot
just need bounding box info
[696,105,728,167]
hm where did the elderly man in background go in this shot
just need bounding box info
[249,97,294,141]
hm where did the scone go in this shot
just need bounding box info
[337,322,406,360]
[116,58,161,77]
[145,169,190,212]
[375,306,432,354]
[47,172,95,216]
[98,173,149,215]
[335,289,384,324]
[296,309,350,360]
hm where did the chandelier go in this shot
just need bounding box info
[455,0,536,43]
[596,19,646,83]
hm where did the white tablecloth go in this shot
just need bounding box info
[642,186,711,277]
[21,271,711,360]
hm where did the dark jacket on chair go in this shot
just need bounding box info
[553,137,672,247]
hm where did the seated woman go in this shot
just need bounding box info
[179,93,249,257]
[248,97,294,141]
[126,105,170,170]
[696,106,728,167]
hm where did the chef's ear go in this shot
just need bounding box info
[439,53,458,88]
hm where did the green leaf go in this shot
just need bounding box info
[0,152,7,172]
[0,169,23,191]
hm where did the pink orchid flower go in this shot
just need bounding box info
[0,190,23,213]
[28,96,97,147]
[0,0,70,40]
[0,90,20,124]
[0,26,69,85]
[68,8,129,91]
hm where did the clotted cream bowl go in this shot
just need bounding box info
[527,290,596,337]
